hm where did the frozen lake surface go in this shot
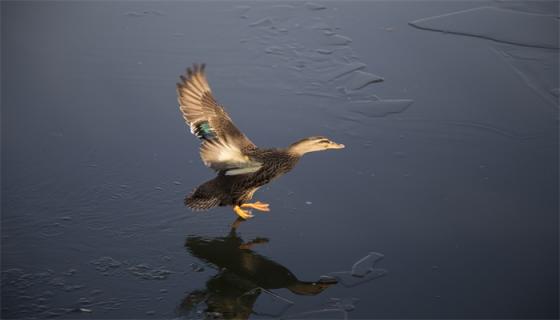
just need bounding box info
[2,1,558,319]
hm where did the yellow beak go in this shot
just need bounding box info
[329,142,345,149]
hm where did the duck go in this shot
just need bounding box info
[176,64,344,219]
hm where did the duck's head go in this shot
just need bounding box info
[288,136,345,156]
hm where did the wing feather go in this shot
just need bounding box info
[176,64,260,173]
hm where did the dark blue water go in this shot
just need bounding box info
[2,1,558,319]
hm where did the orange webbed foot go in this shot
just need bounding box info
[233,205,254,220]
[241,201,270,212]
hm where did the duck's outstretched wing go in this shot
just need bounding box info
[176,64,261,174]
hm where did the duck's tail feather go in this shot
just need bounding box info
[184,180,223,210]
[184,192,221,210]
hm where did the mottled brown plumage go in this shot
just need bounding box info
[185,149,299,209]
[177,64,344,219]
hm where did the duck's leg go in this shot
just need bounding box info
[233,205,254,219]
[241,201,270,212]
[231,217,246,230]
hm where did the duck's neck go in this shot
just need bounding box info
[287,140,322,157]
[287,143,308,157]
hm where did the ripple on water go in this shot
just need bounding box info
[124,10,166,17]
[265,46,287,55]
[325,62,366,81]
[189,262,205,272]
[127,263,174,280]
[115,224,146,239]
[1,267,99,318]
[249,17,273,27]
[236,2,413,118]
[345,71,384,90]
[325,297,359,312]
[90,256,122,273]
[284,308,348,319]
[347,99,414,118]
[321,34,352,46]
[492,45,558,106]
[315,48,333,55]
[326,252,388,288]
[409,6,559,49]
[251,288,294,317]
[351,252,384,277]
[305,2,327,11]
[39,223,66,237]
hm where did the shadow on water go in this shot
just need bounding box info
[179,218,338,319]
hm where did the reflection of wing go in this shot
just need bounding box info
[176,64,261,173]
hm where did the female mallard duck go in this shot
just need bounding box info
[177,64,344,219]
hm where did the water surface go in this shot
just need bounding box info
[2,1,558,319]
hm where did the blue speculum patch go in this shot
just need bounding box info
[196,121,217,140]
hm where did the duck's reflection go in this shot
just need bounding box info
[180,219,337,319]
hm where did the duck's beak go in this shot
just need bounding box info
[328,141,345,149]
